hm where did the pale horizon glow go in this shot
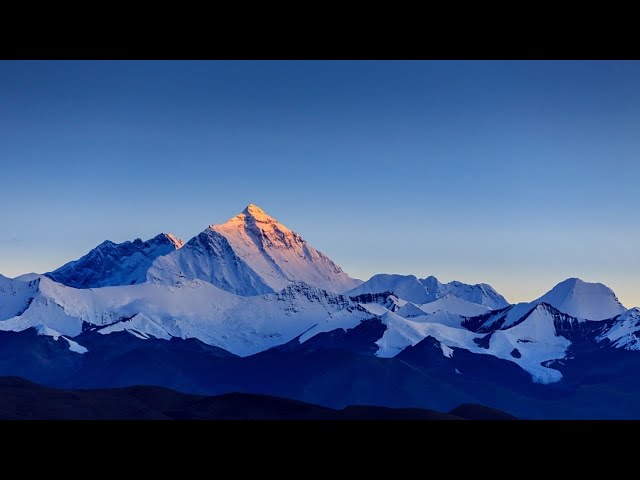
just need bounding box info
[0,61,638,307]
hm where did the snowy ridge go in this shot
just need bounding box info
[36,325,88,354]
[415,295,491,317]
[395,303,430,319]
[469,302,538,332]
[420,276,509,309]
[393,296,488,324]
[347,275,432,303]
[598,308,640,350]
[47,233,184,289]
[349,291,407,314]
[347,273,508,309]
[375,302,574,383]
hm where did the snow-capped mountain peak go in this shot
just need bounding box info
[241,203,277,223]
[148,204,362,295]
[213,204,302,255]
[468,279,628,333]
[221,204,283,231]
[211,204,363,293]
[533,277,626,320]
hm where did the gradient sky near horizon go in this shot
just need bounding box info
[0,60,638,306]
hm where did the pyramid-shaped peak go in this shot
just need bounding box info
[154,203,362,295]
[243,203,264,214]
[534,277,626,320]
[242,203,273,220]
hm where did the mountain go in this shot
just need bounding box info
[347,274,508,309]
[46,233,184,288]
[532,277,626,320]
[469,278,628,333]
[148,204,362,295]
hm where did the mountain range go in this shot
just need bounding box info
[1,203,638,419]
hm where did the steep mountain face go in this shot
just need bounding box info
[148,204,362,295]
[0,274,39,320]
[46,233,184,289]
[347,274,508,309]
[146,228,273,296]
[349,291,406,317]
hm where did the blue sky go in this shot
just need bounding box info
[0,60,638,306]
